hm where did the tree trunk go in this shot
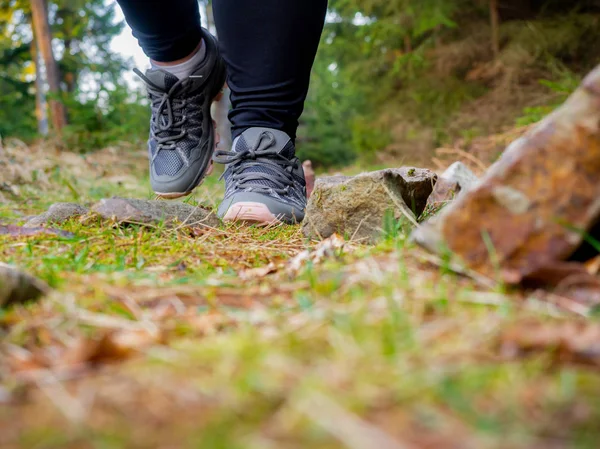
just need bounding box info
[30,37,49,136]
[404,35,412,53]
[490,0,500,58]
[30,0,67,134]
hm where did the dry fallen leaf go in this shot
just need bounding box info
[237,234,351,281]
[5,345,51,374]
[239,262,278,281]
[185,311,236,336]
[60,329,161,367]
[585,255,600,276]
[5,328,161,379]
[287,234,348,276]
[500,320,600,368]
[522,262,600,289]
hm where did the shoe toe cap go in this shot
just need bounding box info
[218,192,305,224]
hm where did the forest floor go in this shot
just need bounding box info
[1,140,599,449]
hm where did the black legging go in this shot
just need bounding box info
[116,0,328,141]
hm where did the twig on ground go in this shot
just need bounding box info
[293,392,415,449]
[34,370,90,424]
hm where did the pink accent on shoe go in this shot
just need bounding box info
[222,202,280,225]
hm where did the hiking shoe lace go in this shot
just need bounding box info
[214,131,297,195]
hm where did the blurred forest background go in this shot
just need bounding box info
[1,0,600,168]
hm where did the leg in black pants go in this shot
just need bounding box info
[117,0,203,62]
[213,0,327,140]
[117,0,327,139]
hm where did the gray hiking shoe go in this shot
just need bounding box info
[135,28,226,198]
[214,128,307,225]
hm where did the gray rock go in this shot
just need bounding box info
[92,197,220,228]
[0,263,48,308]
[302,168,436,244]
[441,162,478,191]
[0,224,75,238]
[25,202,88,227]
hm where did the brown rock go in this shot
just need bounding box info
[413,65,600,284]
[92,197,219,228]
[303,168,436,244]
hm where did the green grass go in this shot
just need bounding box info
[1,144,599,448]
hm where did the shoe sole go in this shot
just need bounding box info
[222,202,281,226]
[155,90,224,200]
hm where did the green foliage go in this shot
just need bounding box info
[301,0,476,167]
[0,0,145,151]
[516,65,581,126]
[303,0,600,167]
[0,0,36,138]
[51,0,127,90]
[297,47,364,167]
[500,13,600,68]
[62,83,149,151]
[382,208,409,241]
[349,116,390,162]
[0,78,37,139]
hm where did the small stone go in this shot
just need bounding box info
[24,203,88,227]
[92,197,220,228]
[424,162,479,215]
[0,182,20,197]
[0,263,49,308]
[302,168,436,244]
[423,179,460,217]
